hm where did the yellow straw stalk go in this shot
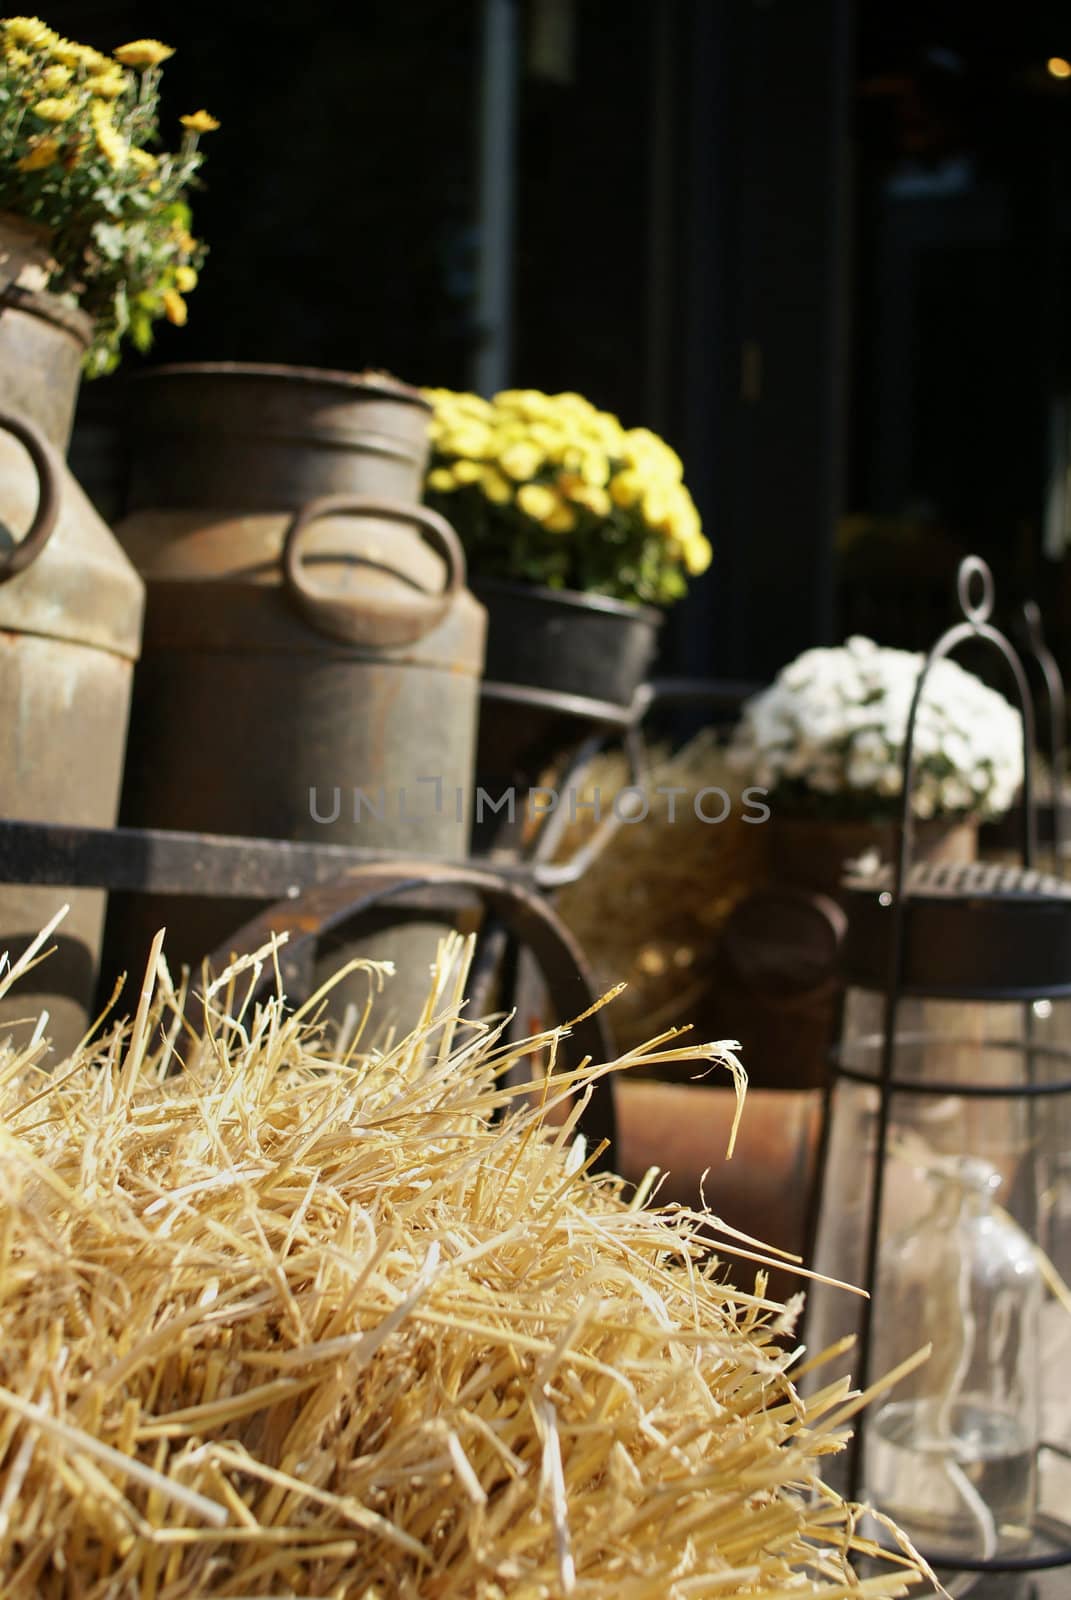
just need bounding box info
[0,921,927,1597]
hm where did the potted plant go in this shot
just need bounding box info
[727,635,1024,896]
[422,386,711,710]
[0,19,216,374]
[0,17,215,1054]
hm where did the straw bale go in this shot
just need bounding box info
[552,737,769,1054]
[0,914,927,1598]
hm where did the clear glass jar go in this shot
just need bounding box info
[865,1156,1041,1566]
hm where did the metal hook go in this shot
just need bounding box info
[956,555,995,625]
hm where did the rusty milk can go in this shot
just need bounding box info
[0,289,144,1054]
[109,363,486,1025]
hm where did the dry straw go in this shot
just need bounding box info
[552,735,769,1053]
[0,912,929,1598]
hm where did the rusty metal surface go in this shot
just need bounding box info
[0,411,60,585]
[0,295,143,1055]
[0,287,92,452]
[0,817,600,898]
[139,361,429,402]
[125,363,432,514]
[194,863,618,1165]
[0,299,144,659]
[108,362,484,1024]
[282,495,466,649]
[0,819,430,898]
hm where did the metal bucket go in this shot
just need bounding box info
[0,289,144,1054]
[108,363,485,1026]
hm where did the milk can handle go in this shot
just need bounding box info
[282,494,465,648]
[0,410,61,585]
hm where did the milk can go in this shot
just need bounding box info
[0,289,144,1055]
[107,363,486,1025]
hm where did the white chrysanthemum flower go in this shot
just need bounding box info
[728,635,1024,819]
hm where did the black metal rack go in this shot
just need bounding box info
[0,675,756,1174]
[816,556,1071,1588]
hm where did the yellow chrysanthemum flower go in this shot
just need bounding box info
[527,420,565,451]
[39,62,70,90]
[4,45,33,69]
[162,288,187,326]
[32,94,79,122]
[174,264,197,291]
[451,392,493,420]
[493,388,536,410]
[582,419,623,454]
[180,108,219,133]
[623,427,683,480]
[666,490,701,544]
[498,441,543,482]
[50,40,107,71]
[643,488,670,531]
[16,133,58,170]
[427,467,457,493]
[491,421,527,448]
[169,222,197,254]
[609,469,643,509]
[129,147,157,173]
[545,502,578,534]
[422,384,464,416]
[4,17,55,48]
[114,38,173,68]
[516,483,558,524]
[90,100,127,168]
[481,467,512,505]
[441,424,491,459]
[569,483,612,519]
[552,392,598,420]
[494,389,557,424]
[452,459,482,485]
[684,535,713,576]
[87,70,127,100]
[577,450,608,487]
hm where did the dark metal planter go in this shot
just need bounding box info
[473,577,663,710]
[472,579,663,852]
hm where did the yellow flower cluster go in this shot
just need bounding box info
[89,98,125,168]
[180,109,219,134]
[4,17,116,81]
[112,39,172,68]
[1,19,220,170]
[424,386,711,576]
[1,16,215,373]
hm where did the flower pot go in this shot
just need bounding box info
[473,577,662,710]
[472,580,663,847]
[769,815,979,903]
[0,211,52,298]
[0,287,144,1055]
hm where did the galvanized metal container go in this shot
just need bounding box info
[0,288,144,1054]
[110,363,485,1024]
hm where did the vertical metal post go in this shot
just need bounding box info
[818,0,853,648]
[473,0,519,397]
[644,0,676,433]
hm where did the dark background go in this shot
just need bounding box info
[48,0,1071,681]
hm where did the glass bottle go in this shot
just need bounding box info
[865,1155,1040,1571]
